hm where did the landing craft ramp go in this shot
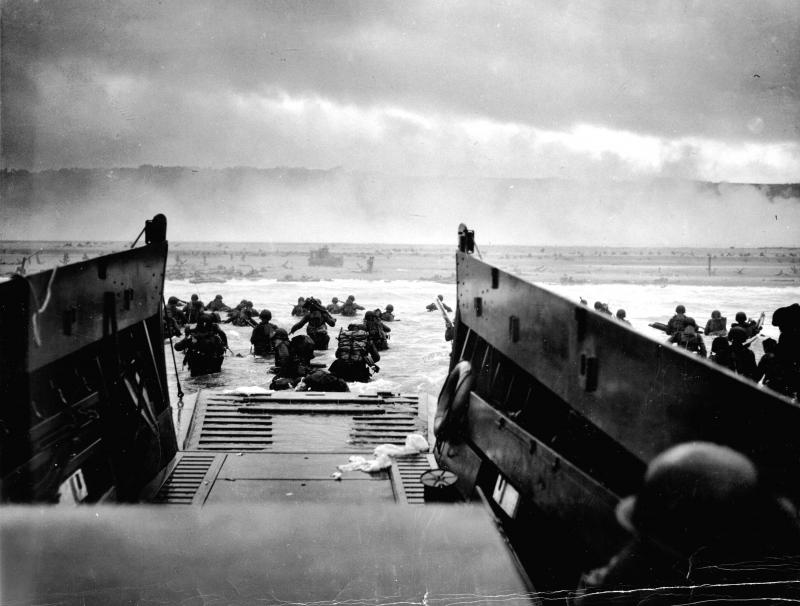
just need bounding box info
[147,390,436,506]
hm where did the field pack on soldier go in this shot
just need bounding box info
[329,326,379,383]
[175,320,225,377]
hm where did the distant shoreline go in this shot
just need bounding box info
[3,241,799,288]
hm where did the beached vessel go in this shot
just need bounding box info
[308,245,344,267]
[2,218,798,603]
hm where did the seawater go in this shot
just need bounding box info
[163,278,800,407]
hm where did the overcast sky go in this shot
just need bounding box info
[3,0,799,182]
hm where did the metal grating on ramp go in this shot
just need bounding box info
[152,453,217,504]
[187,391,423,453]
[350,412,421,446]
[393,453,438,504]
[190,405,273,451]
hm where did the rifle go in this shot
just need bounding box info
[434,299,455,341]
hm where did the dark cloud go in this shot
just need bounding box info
[1,0,798,177]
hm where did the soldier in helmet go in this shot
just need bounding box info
[768,303,800,398]
[677,325,706,357]
[666,305,697,341]
[363,309,391,351]
[341,295,365,317]
[426,294,452,313]
[183,293,205,324]
[164,296,187,337]
[704,309,727,337]
[576,442,800,603]
[250,309,278,357]
[290,297,336,350]
[730,311,761,339]
[329,323,381,383]
[326,297,343,314]
[174,313,226,377]
[206,294,231,313]
[709,336,733,369]
[225,300,258,327]
[380,304,395,322]
[291,297,306,316]
[615,309,630,325]
[270,328,314,390]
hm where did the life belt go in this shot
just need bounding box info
[434,360,474,441]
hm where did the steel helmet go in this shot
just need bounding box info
[259,309,272,321]
[272,328,288,340]
[386,304,394,311]
[676,305,686,314]
[616,442,759,553]
[772,303,800,331]
[332,297,338,303]
[168,296,179,305]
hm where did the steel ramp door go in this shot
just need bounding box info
[153,390,438,505]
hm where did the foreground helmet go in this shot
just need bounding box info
[616,309,626,319]
[259,309,272,321]
[364,310,375,320]
[191,294,199,301]
[386,304,394,312]
[214,294,223,300]
[272,328,288,341]
[168,296,179,305]
[616,442,759,553]
[676,305,686,314]
[347,295,355,301]
[711,310,721,319]
[332,297,338,303]
[772,303,800,331]
[735,311,747,323]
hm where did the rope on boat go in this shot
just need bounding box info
[27,266,58,347]
[129,225,146,249]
